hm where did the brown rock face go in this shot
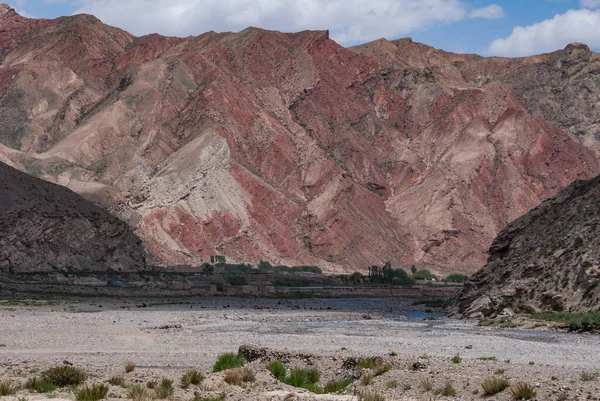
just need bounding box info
[1,5,599,272]
[0,161,147,273]
[454,175,600,317]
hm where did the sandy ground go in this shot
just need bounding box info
[0,297,599,401]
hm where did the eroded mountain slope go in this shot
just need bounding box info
[1,4,599,272]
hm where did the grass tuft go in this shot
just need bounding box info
[223,367,255,386]
[266,361,286,381]
[420,378,433,392]
[451,353,462,364]
[579,371,598,381]
[439,379,456,396]
[181,370,204,388]
[124,362,136,373]
[155,378,174,399]
[510,382,536,400]
[357,389,385,401]
[107,376,125,387]
[323,377,353,393]
[482,376,510,395]
[75,383,109,401]
[25,377,56,393]
[212,353,245,372]
[128,384,151,401]
[0,380,19,396]
[42,365,87,387]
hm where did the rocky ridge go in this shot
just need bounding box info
[455,175,600,317]
[1,4,600,272]
[0,161,147,274]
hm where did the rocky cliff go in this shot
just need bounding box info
[1,4,600,272]
[455,175,600,317]
[0,161,147,273]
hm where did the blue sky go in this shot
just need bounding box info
[6,0,600,56]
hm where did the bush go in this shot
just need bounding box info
[412,269,436,281]
[445,274,469,283]
[0,380,18,396]
[124,361,136,373]
[155,378,174,399]
[482,376,510,395]
[450,354,462,364]
[42,365,87,387]
[181,370,204,388]
[76,384,109,401]
[266,361,286,380]
[533,311,600,332]
[282,367,322,393]
[26,377,56,393]
[212,353,245,372]
[510,382,536,400]
[223,367,255,386]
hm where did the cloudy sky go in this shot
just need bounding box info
[6,0,600,57]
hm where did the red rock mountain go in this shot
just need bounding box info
[1,4,599,273]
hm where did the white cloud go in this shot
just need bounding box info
[581,0,600,8]
[488,8,600,56]
[468,4,505,19]
[57,0,500,45]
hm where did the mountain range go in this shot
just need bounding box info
[1,3,600,273]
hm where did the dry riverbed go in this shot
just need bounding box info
[0,297,599,401]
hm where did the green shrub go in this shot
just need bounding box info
[76,384,109,401]
[533,311,600,332]
[412,269,436,281]
[482,376,510,395]
[181,370,204,388]
[450,353,462,364]
[510,382,536,400]
[155,378,174,399]
[282,367,322,393]
[26,377,56,393]
[266,361,286,380]
[0,380,18,396]
[445,274,469,283]
[42,365,87,387]
[357,358,376,369]
[212,353,245,372]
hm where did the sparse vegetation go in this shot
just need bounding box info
[128,384,151,401]
[155,378,174,399]
[361,372,373,386]
[42,365,87,387]
[284,367,321,391]
[420,378,433,392]
[357,389,386,401]
[510,382,536,400]
[0,380,19,396]
[451,353,462,364]
[580,371,598,381]
[323,377,353,393]
[494,369,506,375]
[124,361,136,373]
[477,356,498,361]
[386,380,398,389]
[482,376,510,395]
[212,353,245,372]
[181,370,204,388]
[223,367,255,386]
[266,361,286,380]
[75,383,109,401]
[533,311,600,332]
[107,376,125,387]
[25,377,56,393]
[439,379,456,396]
